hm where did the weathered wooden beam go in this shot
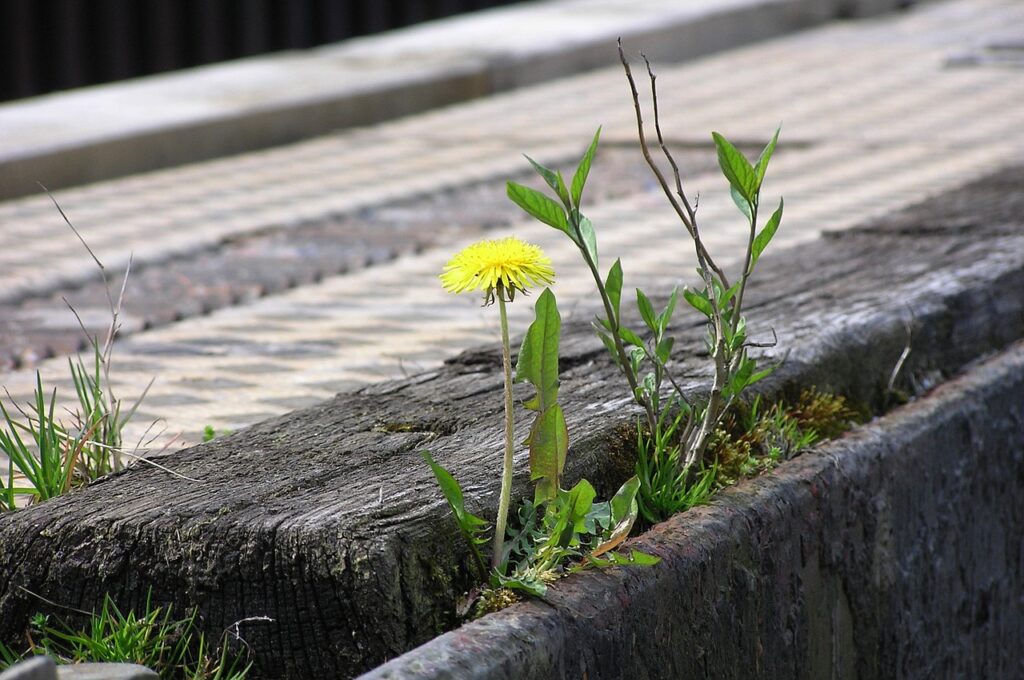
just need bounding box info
[1,168,1023,678]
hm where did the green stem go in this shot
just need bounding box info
[492,288,515,570]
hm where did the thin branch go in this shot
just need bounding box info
[743,327,779,349]
[640,53,730,289]
[114,448,202,483]
[18,585,94,617]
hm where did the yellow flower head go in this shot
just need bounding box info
[440,236,554,304]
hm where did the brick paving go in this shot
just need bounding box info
[1,0,1022,460]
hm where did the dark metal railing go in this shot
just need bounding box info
[0,0,523,102]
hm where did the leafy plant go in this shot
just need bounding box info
[0,195,152,511]
[634,410,717,524]
[427,276,657,607]
[0,593,250,680]
[505,44,785,520]
[201,426,233,443]
[713,390,855,484]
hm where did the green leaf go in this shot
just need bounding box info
[720,281,741,309]
[642,372,657,399]
[657,287,679,335]
[751,198,783,270]
[507,181,570,235]
[655,336,675,365]
[565,479,597,535]
[754,126,780,188]
[515,288,561,412]
[571,127,601,208]
[626,550,661,566]
[421,451,488,542]
[604,259,623,326]
[594,328,620,364]
[524,155,571,207]
[730,186,753,222]
[594,328,621,364]
[636,289,657,333]
[712,132,757,203]
[747,364,776,387]
[577,215,598,267]
[609,475,640,524]
[682,287,713,317]
[527,404,568,504]
[725,356,756,398]
[552,480,597,548]
[630,346,645,375]
[591,476,640,558]
[498,573,548,597]
[619,326,645,348]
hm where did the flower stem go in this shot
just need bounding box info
[492,288,515,570]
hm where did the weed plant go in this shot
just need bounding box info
[0,196,151,511]
[0,593,249,680]
[506,45,789,523]
[712,390,856,485]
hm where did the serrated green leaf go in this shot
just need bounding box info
[636,289,657,332]
[712,131,757,203]
[751,197,783,270]
[507,181,570,234]
[515,288,561,412]
[498,573,548,597]
[578,215,598,267]
[524,155,571,207]
[605,259,623,325]
[553,480,597,547]
[572,127,601,207]
[754,126,780,188]
[527,404,568,504]
[683,287,713,317]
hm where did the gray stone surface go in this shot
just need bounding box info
[56,665,157,680]
[0,0,914,200]
[0,658,56,680]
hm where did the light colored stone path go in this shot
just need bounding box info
[1,0,1022,459]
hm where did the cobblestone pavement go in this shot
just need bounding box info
[1,0,1022,460]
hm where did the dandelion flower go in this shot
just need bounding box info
[440,237,554,303]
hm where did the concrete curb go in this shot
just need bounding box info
[361,341,1024,679]
[0,0,910,201]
